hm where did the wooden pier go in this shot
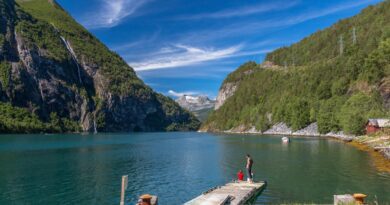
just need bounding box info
[184,180,266,205]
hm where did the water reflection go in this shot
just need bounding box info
[214,134,390,204]
[0,133,389,204]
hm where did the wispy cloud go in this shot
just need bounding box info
[138,65,234,79]
[127,0,372,72]
[282,0,378,25]
[180,1,299,20]
[167,90,200,97]
[178,0,378,44]
[129,44,242,71]
[82,0,151,29]
[111,30,161,51]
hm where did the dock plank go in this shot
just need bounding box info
[185,181,266,205]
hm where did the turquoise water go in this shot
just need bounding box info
[0,132,389,204]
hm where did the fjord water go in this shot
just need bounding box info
[0,133,389,204]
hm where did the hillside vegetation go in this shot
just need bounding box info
[0,0,200,133]
[204,0,390,135]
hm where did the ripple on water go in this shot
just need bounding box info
[0,133,389,204]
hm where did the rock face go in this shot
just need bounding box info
[222,122,355,141]
[292,123,319,136]
[214,62,257,110]
[263,123,293,135]
[215,82,237,110]
[0,0,200,132]
[176,95,215,111]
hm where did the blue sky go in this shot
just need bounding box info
[57,0,383,99]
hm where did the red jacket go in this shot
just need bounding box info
[237,171,244,181]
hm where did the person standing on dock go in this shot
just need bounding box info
[246,154,254,183]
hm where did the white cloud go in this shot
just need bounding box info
[282,0,378,25]
[111,30,161,51]
[129,44,242,71]
[180,1,299,20]
[83,0,151,29]
[168,90,199,97]
[178,0,378,44]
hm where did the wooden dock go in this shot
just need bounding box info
[184,180,266,205]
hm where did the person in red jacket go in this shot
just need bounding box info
[237,170,244,181]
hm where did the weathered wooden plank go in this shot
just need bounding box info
[185,181,266,205]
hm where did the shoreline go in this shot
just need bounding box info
[200,122,390,162]
[348,140,390,172]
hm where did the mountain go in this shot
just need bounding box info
[0,0,200,133]
[203,0,390,135]
[176,95,215,121]
[176,95,215,111]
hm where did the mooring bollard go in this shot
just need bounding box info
[353,193,367,204]
[120,175,128,205]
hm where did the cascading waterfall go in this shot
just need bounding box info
[93,118,97,134]
[60,36,83,84]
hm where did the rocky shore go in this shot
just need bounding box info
[355,135,390,159]
[207,122,390,160]
[225,122,355,142]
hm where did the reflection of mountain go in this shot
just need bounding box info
[176,95,215,121]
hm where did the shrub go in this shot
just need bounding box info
[338,93,385,135]
[289,98,310,131]
[317,98,342,134]
[0,61,11,88]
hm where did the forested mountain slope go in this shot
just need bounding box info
[203,0,390,135]
[0,0,200,133]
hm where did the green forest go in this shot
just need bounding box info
[204,1,390,135]
[0,0,200,133]
[0,102,80,133]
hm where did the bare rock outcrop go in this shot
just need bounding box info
[263,123,293,135]
[215,82,237,110]
[293,123,320,136]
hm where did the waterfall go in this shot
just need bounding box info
[60,36,82,84]
[93,119,98,134]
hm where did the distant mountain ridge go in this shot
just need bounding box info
[0,0,200,133]
[203,0,390,135]
[176,95,215,111]
[176,95,215,122]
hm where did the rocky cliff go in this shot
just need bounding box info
[214,83,237,110]
[0,0,200,133]
[214,62,257,110]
